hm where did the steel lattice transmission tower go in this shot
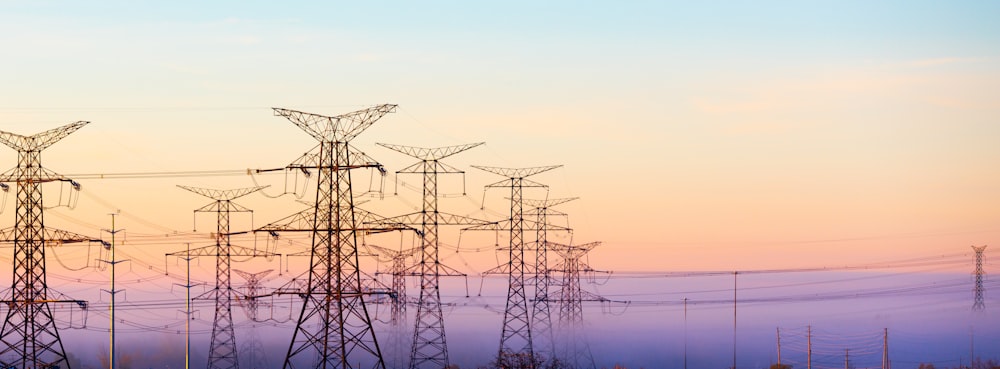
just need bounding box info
[377,142,486,369]
[364,243,417,369]
[364,243,417,325]
[549,242,606,325]
[234,269,274,369]
[256,105,399,369]
[472,165,561,366]
[973,245,987,312]
[550,241,606,369]
[167,185,275,369]
[522,197,576,362]
[0,122,104,369]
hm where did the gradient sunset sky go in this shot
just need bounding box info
[0,1,998,368]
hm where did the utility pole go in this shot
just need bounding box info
[972,245,986,311]
[100,213,127,369]
[733,271,738,369]
[256,105,401,369]
[776,327,781,366]
[376,142,486,369]
[807,325,812,369]
[471,165,561,367]
[167,185,275,369]
[882,328,888,369]
[845,348,849,369]
[0,122,105,369]
[684,298,688,369]
[174,243,200,369]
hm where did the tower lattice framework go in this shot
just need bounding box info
[363,243,417,369]
[167,185,274,369]
[234,269,274,369]
[0,122,104,369]
[471,165,560,366]
[973,245,987,311]
[550,241,606,369]
[377,143,486,369]
[256,105,399,369]
[522,197,576,362]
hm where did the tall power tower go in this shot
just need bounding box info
[256,105,398,369]
[364,243,417,369]
[167,185,275,369]
[549,241,606,325]
[0,122,104,369]
[522,197,576,362]
[377,142,486,369]
[550,241,605,369]
[972,245,987,312]
[234,269,275,369]
[472,165,560,366]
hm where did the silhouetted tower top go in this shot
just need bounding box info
[973,245,987,312]
[273,105,397,142]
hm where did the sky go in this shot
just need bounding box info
[0,1,999,368]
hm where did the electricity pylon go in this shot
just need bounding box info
[364,243,416,325]
[234,269,274,369]
[471,165,560,366]
[166,185,276,369]
[364,243,417,369]
[522,197,576,363]
[234,269,274,322]
[973,245,987,312]
[549,241,606,369]
[0,122,104,369]
[255,105,400,369]
[376,142,486,369]
[549,242,606,324]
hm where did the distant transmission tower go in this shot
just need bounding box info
[549,242,606,324]
[472,165,561,366]
[166,185,275,369]
[0,122,104,369]
[973,245,987,312]
[523,197,576,362]
[550,241,606,369]
[364,243,417,369]
[234,269,274,369]
[256,105,398,369]
[377,142,486,369]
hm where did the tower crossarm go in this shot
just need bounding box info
[377,142,484,161]
[520,197,578,209]
[166,244,279,258]
[363,243,419,263]
[178,185,267,201]
[273,104,397,142]
[282,144,386,172]
[372,211,489,227]
[256,207,417,235]
[472,165,561,179]
[549,241,601,258]
[483,178,550,189]
[0,227,108,247]
[0,122,88,152]
[462,219,571,233]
